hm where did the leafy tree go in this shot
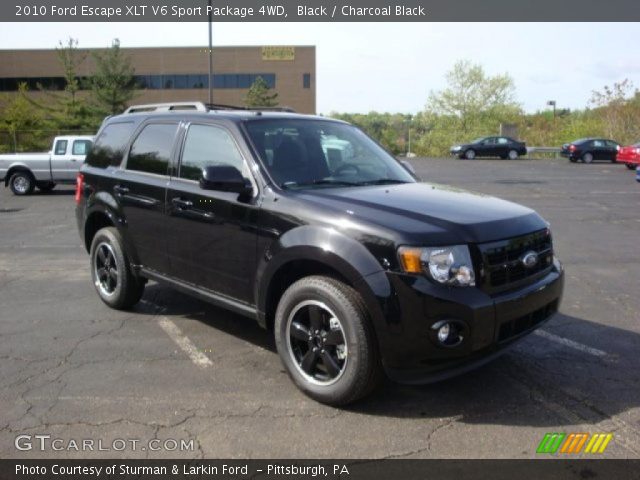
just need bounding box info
[426,60,520,135]
[0,83,47,152]
[590,79,640,143]
[245,76,279,108]
[89,39,136,115]
[36,37,96,130]
[56,37,85,109]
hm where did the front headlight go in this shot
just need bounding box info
[451,145,461,151]
[398,245,476,286]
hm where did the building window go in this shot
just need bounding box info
[0,73,277,92]
[303,73,311,89]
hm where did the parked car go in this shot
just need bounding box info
[76,102,563,405]
[0,135,94,195]
[561,138,620,164]
[616,142,640,170]
[637,165,640,183]
[450,136,527,160]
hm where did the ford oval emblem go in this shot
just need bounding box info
[522,251,539,268]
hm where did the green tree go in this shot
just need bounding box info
[56,37,85,111]
[590,79,640,143]
[0,83,47,152]
[244,76,279,108]
[426,60,520,135]
[89,39,136,115]
[38,37,95,130]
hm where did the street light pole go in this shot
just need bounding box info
[406,116,412,156]
[207,0,213,104]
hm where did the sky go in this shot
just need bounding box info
[1,22,639,114]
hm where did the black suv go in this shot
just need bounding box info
[76,103,564,405]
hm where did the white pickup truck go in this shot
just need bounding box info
[0,135,94,195]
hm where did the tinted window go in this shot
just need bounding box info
[180,124,248,181]
[245,119,415,188]
[592,140,604,147]
[54,140,68,155]
[127,123,178,175]
[605,140,619,148]
[497,137,509,145]
[72,139,92,155]
[86,122,135,168]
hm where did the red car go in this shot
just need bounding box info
[617,142,640,170]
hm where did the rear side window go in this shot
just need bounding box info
[86,122,135,168]
[54,140,68,155]
[126,123,179,176]
[72,139,92,155]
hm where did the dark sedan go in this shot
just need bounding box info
[561,138,620,163]
[450,136,527,160]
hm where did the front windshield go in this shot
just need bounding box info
[244,119,415,189]
[471,137,487,144]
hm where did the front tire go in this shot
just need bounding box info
[90,227,145,310]
[464,149,476,160]
[9,171,35,195]
[274,276,381,406]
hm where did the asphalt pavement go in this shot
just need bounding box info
[0,157,638,459]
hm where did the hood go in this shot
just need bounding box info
[295,182,547,245]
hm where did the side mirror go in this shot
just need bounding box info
[401,159,416,175]
[200,165,253,197]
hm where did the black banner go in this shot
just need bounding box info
[2,460,640,480]
[3,0,640,22]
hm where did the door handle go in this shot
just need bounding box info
[171,197,193,209]
[114,184,129,195]
[70,158,78,162]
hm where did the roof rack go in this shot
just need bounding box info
[123,102,295,114]
[124,102,208,114]
[205,103,296,113]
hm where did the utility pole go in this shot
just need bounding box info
[207,0,213,104]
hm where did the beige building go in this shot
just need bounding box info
[0,46,316,113]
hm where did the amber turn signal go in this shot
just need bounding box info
[398,247,423,274]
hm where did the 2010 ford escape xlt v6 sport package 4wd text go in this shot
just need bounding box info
[76,102,564,405]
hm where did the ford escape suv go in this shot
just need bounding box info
[76,102,564,405]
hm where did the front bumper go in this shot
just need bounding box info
[379,263,564,384]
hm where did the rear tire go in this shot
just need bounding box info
[582,152,594,164]
[9,171,35,195]
[89,227,145,310]
[626,163,636,170]
[274,275,382,406]
[508,149,519,160]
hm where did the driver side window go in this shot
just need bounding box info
[179,124,249,181]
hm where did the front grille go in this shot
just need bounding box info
[477,229,553,292]
[498,299,558,343]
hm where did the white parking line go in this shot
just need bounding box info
[534,329,609,358]
[158,317,213,368]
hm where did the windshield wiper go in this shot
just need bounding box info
[282,179,361,189]
[356,178,411,186]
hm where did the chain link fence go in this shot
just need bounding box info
[0,130,96,154]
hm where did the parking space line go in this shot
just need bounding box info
[158,317,213,368]
[534,329,608,358]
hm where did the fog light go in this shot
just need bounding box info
[431,320,465,347]
[437,323,451,344]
